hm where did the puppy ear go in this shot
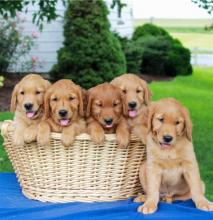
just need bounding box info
[86,90,93,118]
[147,104,156,133]
[10,84,19,113]
[110,77,119,87]
[182,107,193,142]
[76,86,84,117]
[140,79,151,106]
[118,88,128,116]
[43,89,51,119]
[43,79,51,90]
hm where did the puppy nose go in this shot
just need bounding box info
[24,103,33,110]
[128,101,137,109]
[163,135,173,143]
[104,118,113,125]
[59,109,68,117]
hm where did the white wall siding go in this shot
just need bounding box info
[14,0,133,73]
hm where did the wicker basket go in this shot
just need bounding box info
[0,120,146,203]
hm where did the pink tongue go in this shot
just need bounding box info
[26,112,35,118]
[106,124,113,128]
[161,144,172,149]
[60,119,70,126]
[129,110,137,118]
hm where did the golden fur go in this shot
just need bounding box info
[86,83,130,148]
[10,74,50,146]
[37,79,86,147]
[134,98,213,214]
[111,74,151,144]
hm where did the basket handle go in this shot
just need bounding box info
[0,120,12,138]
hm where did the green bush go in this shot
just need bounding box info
[132,23,170,41]
[120,23,192,76]
[51,0,126,89]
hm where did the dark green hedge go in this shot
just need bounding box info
[119,23,192,76]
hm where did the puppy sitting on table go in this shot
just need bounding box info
[134,98,213,214]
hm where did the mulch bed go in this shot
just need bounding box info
[0,74,173,112]
[0,74,23,111]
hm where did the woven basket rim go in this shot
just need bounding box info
[0,120,142,142]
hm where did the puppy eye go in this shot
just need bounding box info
[158,118,164,122]
[20,91,24,95]
[96,103,102,107]
[176,121,180,125]
[122,89,127,94]
[69,96,75,101]
[36,91,41,95]
[136,89,141,93]
[52,97,58,102]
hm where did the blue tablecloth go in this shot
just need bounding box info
[0,173,212,220]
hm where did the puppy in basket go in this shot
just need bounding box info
[37,79,86,147]
[10,74,51,146]
[134,98,213,214]
[111,74,151,145]
[86,83,130,148]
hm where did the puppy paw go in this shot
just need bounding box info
[91,130,105,145]
[163,196,173,203]
[137,201,157,214]
[195,199,213,211]
[116,133,129,149]
[24,129,37,144]
[61,134,75,148]
[134,193,147,203]
[13,134,24,147]
[37,133,50,147]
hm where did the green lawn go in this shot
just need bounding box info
[0,112,13,172]
[170,32,213,49]
[0,67,213,200]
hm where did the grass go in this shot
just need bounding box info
[134,18,213,28]
[170,33,213,49]
[0,67,213,200]
[0,112,13,172]
[149,67,213,200]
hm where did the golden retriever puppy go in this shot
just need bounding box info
[10,74,51,146]
[134,98,213,214]
[37,79,86,147]
[111,74,151,144]
[86,83,130,148]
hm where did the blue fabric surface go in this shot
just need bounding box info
[0,173,212,220]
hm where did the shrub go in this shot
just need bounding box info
[0,15,37,73]
[51,0,126,89]
[120,23,192,76]
[132,23,170,41]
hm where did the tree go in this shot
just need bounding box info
[192,0,213,29]
[0,0,66,30]
[110,0,127,18]
[192,0,213,15]
[0,0,127,30]
[50,0,126,89]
